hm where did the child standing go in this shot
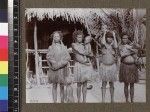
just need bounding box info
[100,31,118,103]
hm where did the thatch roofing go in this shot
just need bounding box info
[25,8,145,23]
[25,8,146,40]
[25,8,123,34]
[25,8,118,21]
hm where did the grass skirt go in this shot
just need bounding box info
[119,62,138,83]
[47,66,68,84]
[74,62,93,83]
[99,63,118,82]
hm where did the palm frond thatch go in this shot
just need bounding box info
[25,8,146,44]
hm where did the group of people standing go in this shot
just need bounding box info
[46,29,140,103]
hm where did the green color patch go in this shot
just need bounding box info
[0,75,8,86]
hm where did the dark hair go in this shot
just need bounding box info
[72,30,84,42]
[50,31,63,39]
[121,34,132,44]
[122,34,128,39]
[121,32,128,38]
[85,35,92,40]
[105,31,113,38]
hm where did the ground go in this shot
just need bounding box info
[26,79,146,103]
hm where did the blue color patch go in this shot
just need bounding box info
[0,87,8,100]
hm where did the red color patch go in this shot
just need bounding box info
[0,49,8,61]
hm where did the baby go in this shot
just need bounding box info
[68,35,93,63]
[120,35,139,64]
[84,36,93,63]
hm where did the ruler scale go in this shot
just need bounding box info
[8,0,20,112]
[13,0,20,111]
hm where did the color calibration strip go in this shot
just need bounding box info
[0,0,8,111]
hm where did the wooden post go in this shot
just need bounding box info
[96,44,100,75]
[26,43,31,88]
[85,21,101,77]
[34,23,40,85]
[133,9,139,44]
[121,9,126,33]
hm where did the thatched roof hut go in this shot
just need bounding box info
[25,8,124,35]
[25,8,115,23]
[25,8,146,39]
[25,8,146,76]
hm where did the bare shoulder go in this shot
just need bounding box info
[48,45,53,51]
[62,45,68,50]
[71,43,76,46]
[118,44,123,49]
[71,43,77,48]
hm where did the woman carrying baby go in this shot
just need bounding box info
[119,34,139,103]
[72,30,93,103]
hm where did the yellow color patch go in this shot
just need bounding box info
[0,61,8,74]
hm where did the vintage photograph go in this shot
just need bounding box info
[25,8,146,103]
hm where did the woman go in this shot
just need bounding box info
[72,30,93,103]
[119,34,139,103]
[84,36,93,57]
[46,31,71,103]
[100,31,118,103]
[84,35,94,90]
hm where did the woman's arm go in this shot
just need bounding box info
[85,50,94,58]
[46,46,57,63]
[120,50,135,58]
[54,47,71,70]
[47,61,56,70]
[61,48,71,66]
[84,44,94,57]
[71,43,87,56]
[101,30,107,46]
[68,48,73,54]
[87,52,94,57]
[46,46,57,70]
[112,31,118,48]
